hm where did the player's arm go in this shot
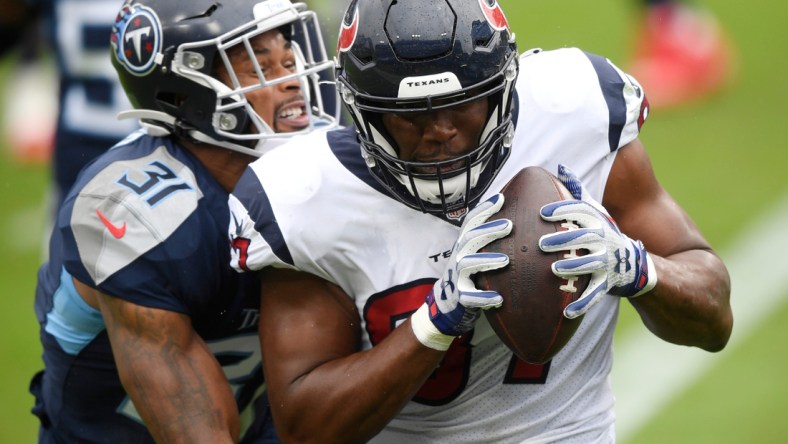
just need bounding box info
[74,279,240,443]
[604,139,733,351]
[540,140,732,351]
[259,195,511,443]
[258,268,444,444]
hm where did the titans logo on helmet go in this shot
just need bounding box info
[111,2,162,76]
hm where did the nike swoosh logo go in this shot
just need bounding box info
[96,209,127,239]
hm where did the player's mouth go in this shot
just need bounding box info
[273,98,309,132]
[411,158,468,176]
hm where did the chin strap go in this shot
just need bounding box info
[117,109,176,137]
[118,109,336,158]
[117,109,269,158]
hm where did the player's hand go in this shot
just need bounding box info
[538,164,658,319]
[411,193,512,350]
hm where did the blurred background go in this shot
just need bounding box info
[1,0,786,442]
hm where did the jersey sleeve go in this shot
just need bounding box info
[518,47,648,152]
[59,145,206,313]
[581,51,649,150]
[507,47,646,201]
[228,166,295,273]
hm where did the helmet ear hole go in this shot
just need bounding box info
[155,92,181,114]
[472,21,496,48]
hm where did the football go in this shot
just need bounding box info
[477,166,590,364]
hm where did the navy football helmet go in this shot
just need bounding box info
[111,0,339,157]
[336,0,518,217]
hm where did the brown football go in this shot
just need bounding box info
[477,166,590,364]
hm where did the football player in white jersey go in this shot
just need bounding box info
[228,0,733,442]
[31,0,339,442]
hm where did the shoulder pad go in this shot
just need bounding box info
[70,145,204,284]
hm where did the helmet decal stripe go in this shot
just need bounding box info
[111,2,162,76]
[478,0,509,32]
[337,6,359,53]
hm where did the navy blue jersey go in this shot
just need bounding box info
[32,131,275,443]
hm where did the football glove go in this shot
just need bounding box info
[411,193,512,350]
[538,165,658,319]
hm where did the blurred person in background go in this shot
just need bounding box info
[0,0,139,217]
[306,0,737,110]
[29,0,339,442]
[1,20,57,165]
[628,0,736,109]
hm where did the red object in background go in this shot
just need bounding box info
[628,3,737,110]
[2,61,57,165]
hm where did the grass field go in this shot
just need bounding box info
[1,0,786,442]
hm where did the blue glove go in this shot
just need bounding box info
[538,165,658,319]
[411,193,512,350]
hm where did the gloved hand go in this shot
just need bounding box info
[411,193,512,350]
[538,165,658,319]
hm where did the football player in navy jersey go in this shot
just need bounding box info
[227,0,733,442]
[30,0,339,442]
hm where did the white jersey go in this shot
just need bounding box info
[229,48,648,443]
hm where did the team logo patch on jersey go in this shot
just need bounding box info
[478,0,510,32]
[337,1,359,53]
[111,2,162,76]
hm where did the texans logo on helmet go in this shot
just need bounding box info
[111,2,162,76]
[337,1,359,53]
[478,0,510,32]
